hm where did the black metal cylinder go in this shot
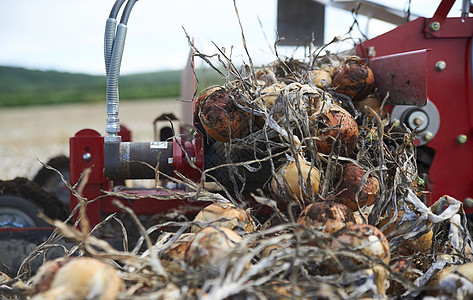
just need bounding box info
[104,141,174,180]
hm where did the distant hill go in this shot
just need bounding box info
[0,66,223,107]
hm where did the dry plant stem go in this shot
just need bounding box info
[112,200,169,279]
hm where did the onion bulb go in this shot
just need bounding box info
[270,155,320,203]
[30,257,123,300]
[332,56,375,101]
[336,163,379,211]
[313,104,359,156]
[191,201,255,233]
[297,201,356,234]
[198,87,257,142]
[185,226,242,267]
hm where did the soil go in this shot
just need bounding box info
[0,99,183,181]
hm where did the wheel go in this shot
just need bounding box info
[0,178,68,228]
[33,155,70,209]
[0,195,49,228]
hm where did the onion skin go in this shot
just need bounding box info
[332,57,375,101]
[191,201,255,233]
[297,201,356,234]
[336,163,379,211]
[198,87,256,142]
[314,104,359,156]
[185,226,242,267]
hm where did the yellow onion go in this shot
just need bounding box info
[198,87,258,142]
[297,201,356,234]
[160,233,195,274]
[184,226,242,267]
[354,95,381,114]
[313,104,359,156]
[256,82,287,111]
[191,201,255,233]
[309,68,333,89]
[270,155,320,203]
[332,56,375,101]
[428,263,473,296]
[335,163,379,211]
[30,257,123,300]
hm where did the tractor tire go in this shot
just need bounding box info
[33,155,70,209]
[0,195,49,228]
[0,177,68,227]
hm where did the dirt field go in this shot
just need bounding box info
[0,99,183,180]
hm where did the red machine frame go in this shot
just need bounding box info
[357,0,473,213]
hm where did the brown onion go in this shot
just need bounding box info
[191,201,255,233]
[336,163,379,211]
[332,56,375,101]
[313,104,359,156]
[331,224,391,265]
[297,201,356,234]
[198,87,257,142]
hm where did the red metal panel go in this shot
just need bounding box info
[369,49,428,105]
[69,129,107,226]
[357,17,473,213]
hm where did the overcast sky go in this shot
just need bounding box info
[0,0,462,75]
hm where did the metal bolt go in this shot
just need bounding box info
[456,134,468,144]
[423,131,433,142]
[413,117,424,127]
[83,152,92,162]
[430,22,441,31]
[464,197,473,208]
[435,60,446,71]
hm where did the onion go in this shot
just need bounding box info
[198,87,257,142]
[313,104,359,156]
[428,262,473,296]
[270,155,320,203]
[256,82,287,111]
[309,67,333,89]
[332,56,375,101]
[160,233,195,274]
[354,95,381,116]
[191,201,255,233]
[335,163,379,211]
[331,223,391,265]
[31,257,123,300]
[297,201,356,234]
[185,226,242,267]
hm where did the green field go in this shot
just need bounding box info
[0,66,223,107]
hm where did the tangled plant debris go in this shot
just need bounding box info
[2,4,473,300]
